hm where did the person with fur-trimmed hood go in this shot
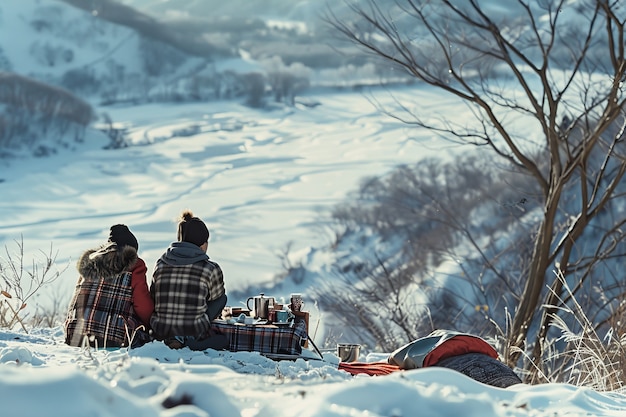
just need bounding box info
[149,210,228,351]
[64,224,154,348]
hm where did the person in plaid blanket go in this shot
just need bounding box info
[64,225,154,348]
[150,210,228,351]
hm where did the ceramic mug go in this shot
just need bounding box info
[275,309,294,323]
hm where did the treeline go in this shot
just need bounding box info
[0,72,93,155]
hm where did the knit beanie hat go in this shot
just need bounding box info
[177,210,209,247]
[108,224,139,251]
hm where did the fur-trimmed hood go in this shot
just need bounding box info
[77,242,138,281]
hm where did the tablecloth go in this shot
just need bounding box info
[212,319,307,355]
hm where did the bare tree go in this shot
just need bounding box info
[260,56,312,106]
[242,72,267,108]
[326,0,626,376]
[0,238,66,332]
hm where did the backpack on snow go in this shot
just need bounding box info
[387,330,498,370]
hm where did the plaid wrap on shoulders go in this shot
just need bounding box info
[150,258,225,339]
[64,272,139,348]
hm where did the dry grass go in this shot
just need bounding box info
[502,272,626,391]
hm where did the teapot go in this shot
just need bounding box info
[246,293,275,319]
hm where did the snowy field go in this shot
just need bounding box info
[0,87,462,318]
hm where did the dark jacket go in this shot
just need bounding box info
[150,241,225,339]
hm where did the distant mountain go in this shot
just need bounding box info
[59,0,233,59]
[0,0,278,109]
[116,0,335,23]
[1,0,209,100]
[92,0,370,69]
[0,0,372,105]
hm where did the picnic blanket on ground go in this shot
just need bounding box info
[212,320,307,356]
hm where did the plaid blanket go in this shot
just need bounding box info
[212,320,307,355]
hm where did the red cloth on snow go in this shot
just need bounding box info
[338,361,402,376]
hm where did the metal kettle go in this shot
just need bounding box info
[246,293,275,319]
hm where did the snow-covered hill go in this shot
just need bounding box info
[1,0,222,105]
[0,0,378,110]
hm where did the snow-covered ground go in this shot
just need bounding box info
[3,327,626,417]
